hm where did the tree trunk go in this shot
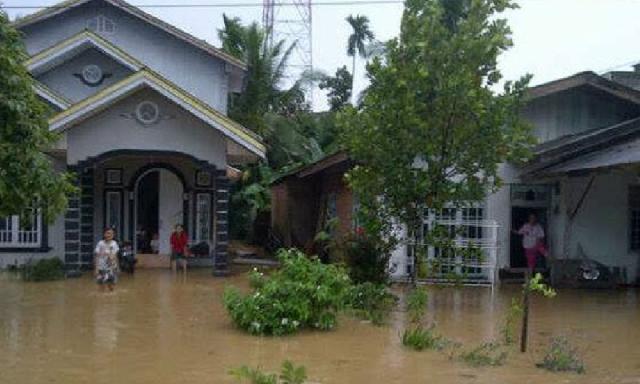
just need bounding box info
[520,270,530,353]
[351,54,357,104]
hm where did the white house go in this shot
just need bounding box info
[390,70,640,285]
[0,0,265,271]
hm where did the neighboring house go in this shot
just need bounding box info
[0,0,265,270]
[272,70,640,285]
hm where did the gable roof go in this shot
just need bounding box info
[49,69,265,158]
[523,116,640,176]
[13,0,246,71]
[33,81,72,110]
[526,71,640,106]
[25,29,143,76]
[272,151,352,185]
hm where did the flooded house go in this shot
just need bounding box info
[272,70,640,286]
[0,0,265,270]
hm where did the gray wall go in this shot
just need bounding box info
[21,0,234,113]
[37,47,132,103]
[522,86,640,142]
[66,88,227,167]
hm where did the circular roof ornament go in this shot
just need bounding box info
[82,64,103,86]
[135,101,160,126]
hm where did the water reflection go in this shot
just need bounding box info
[0,270,638,384]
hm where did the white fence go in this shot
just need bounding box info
[409,207,500,285]
[0,210,42,248]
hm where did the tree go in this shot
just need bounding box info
[319,66,353,111]
[339,0,534,277]
[345,14,374,101]
[218,15,311,136]
[0,11,75,222]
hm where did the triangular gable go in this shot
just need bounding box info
[25,30,143,76]
[48,69,266,158]
[33,81,72,110]
[14,0,246,71]
[527,71,640,106]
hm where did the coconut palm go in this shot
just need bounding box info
[345,14,374,99]
[218,15,312,136]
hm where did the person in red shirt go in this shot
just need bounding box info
[170,224,189,273]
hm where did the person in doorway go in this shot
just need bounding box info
[170,224,189,273]
[95,228,120,291]
[513,213,548,271]
[150,233,159,254]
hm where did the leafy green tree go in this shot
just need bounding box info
[0,11,75,221]
[345,14,374,99]
[339,0,534,275]
[218,15,311,136]
[319,66,353,111]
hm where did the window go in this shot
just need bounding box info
[351,194,360,230]
[196,193,212,242]
[87,15,116,34]
[105,191,122,237]
[0,209,42,248]
[629,186,640,250]
[326,193,337,221]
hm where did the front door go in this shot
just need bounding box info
[135,168,184,255]
[157,170,184,254]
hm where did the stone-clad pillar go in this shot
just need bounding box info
[79,167,95,270]
[213,170,230,276]
[64,166,81,270]
[64,166,95,271]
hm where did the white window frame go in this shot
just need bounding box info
[0,209,42,248]
[195,193,212,243]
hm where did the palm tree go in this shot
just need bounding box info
[218,15,307,136]
[346,14,374,100]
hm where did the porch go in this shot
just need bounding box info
[63,150,230,272]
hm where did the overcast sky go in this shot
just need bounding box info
[6,0,640,110]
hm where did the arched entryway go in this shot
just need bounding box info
[134,167,186,255]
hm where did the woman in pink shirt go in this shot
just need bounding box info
[513,213,548,271]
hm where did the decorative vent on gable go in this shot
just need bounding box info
[87,15,116,34]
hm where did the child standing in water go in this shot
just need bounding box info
[95,228,120,291]
[170,224,189,273]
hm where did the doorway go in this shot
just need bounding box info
[134,168,184,255]
[510,207,547,268]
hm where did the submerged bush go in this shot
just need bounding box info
[346,282,397,325]
[340,231,389,284]
[402,324,447,351]
[459,342,508,367]
[21,257,65,282]
[230,360,307,384]
[223,248,352,335]
[537,336,585,374]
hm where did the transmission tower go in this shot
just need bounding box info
[263,0,313,103]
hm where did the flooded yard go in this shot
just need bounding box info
[1,269,639,384]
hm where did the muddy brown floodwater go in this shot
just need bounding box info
[1,270,639,384]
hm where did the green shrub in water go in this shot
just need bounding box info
[223,248,352,335]
[402,324,447,351]
[459,342,508,367]
[230,360,307,384]
[537,336,585,374]
[21,257,65,282]
[406,286,428,323]
[346,282,397,325]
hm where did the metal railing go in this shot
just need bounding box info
[411,217,500,285]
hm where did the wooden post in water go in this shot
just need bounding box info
[520,270,530,353]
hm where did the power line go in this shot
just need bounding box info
[2,0,404,9]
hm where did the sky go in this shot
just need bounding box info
[6,0,640,110]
